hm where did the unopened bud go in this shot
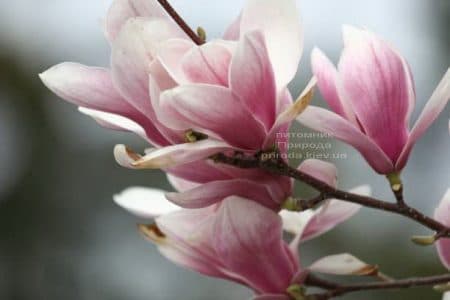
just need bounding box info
[411,235,436,246]
[197,27,207,42]
[286,284,306,300]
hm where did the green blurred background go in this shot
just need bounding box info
[0,0,449,299]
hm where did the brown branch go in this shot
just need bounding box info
[306,273,450,299]
[157,0,205,45]
[212,152,450,238]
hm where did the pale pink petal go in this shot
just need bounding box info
[113,187,180,218]
[239,0,303,90]
[166,174,200,192]
[444,292,450,300]
[230,30,276,130]
[157,38,195,84]
[396,68,450,170]
[309,253,377,276]
[285,186,369,250]
[182,40,233,86]
[142,206,243,282]
[223,13,241,40]
[148,59,178,91]
[111,18,185,117]
[159,84,267,149]
[148,75,185,144]
[311,48,356,123]
[166,179,278,209]
[339,26,412,162]
[114,140,230,169]
[40,63,136,117]
[105,0,171,41]
[213,196,297,294]
[435,189,450,269]
[165,160,232,184]
[78,107,148,141]
[298,159,337,188]
[297,106,394,174]
[302,185,369,241]
[39,63,167,145]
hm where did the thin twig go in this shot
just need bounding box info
[157,0,205,45]
[212,152,450,239]
[306,273,450,299]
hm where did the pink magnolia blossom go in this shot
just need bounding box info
[115,191,371,299]
[39,0,310,210]
[297,25,450,174]
[114,159,372,298]
[40,0,310,170]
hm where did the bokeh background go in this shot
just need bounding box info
[0,0,449,299]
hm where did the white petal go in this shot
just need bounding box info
[309,253,377,276]
[114,187,180,218]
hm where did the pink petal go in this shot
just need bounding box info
[159,84,267,149]
[39,62,167,145]
[239,0,303,90]
[223,13,241,41]
[105,0,171,41]
[40,63,136,117]
[435,189,450,269]
[284,186,369,250]
[114,140,229,169]
[300,198,363,242]
[396,68,450,170]
[297,106,394,174]
[301,185,369,241]
[311,48,356,123]
[230,30,276,130]
[165,160,232,184]
[181,40,234,86]
[213,196,297,294]
[157,38,195,84]
[78,107,148,141]
[298,159,337,188]
[166,179,278,210]
[148,75,185,144]
[146,206,243,281]
[111,18,185,117]
[338,26,413,162]
[113,187,180,218]
[166,174,200,192]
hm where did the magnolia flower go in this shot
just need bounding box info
[40,0,311,171]
[114,190,372,299]
[297,25,450,174]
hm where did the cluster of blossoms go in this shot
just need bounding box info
[40,0,449,299]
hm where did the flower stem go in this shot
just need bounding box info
[306,273,450,299]
[156,0,205,45]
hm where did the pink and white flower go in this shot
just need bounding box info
[40,0,310,170]
[297,26,450,174]
[115,189,371,299]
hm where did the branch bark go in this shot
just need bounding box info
[306,273,450,299]
[213,152,450,238]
